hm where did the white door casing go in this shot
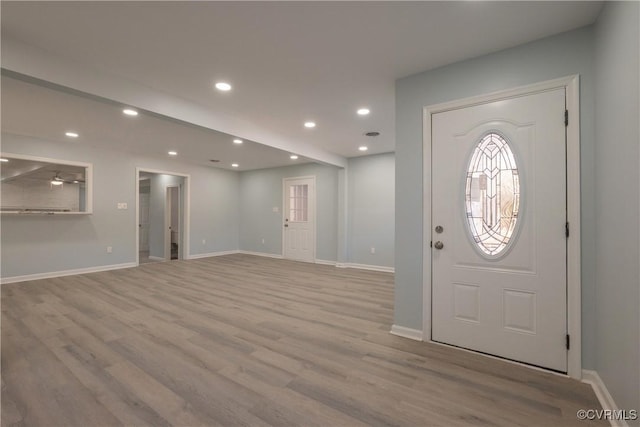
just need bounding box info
[283,176,316,262]
[423,76,581,378]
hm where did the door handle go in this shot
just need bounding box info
[284,224,288,228]
[434,241,444,250]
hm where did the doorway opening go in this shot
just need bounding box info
[136,169,190,265]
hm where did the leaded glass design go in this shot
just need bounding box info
[465,132,520,256]
[289,184,308,222]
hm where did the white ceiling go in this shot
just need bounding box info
[1,76,312,171]
[1,1,602,168]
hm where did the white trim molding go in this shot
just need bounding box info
[582,370,629,427]
[187,250,240,260]
[422,75,582,379]
[315,259,337,266]
[239,250,284,259]
[0,262,137,285]
[390,325,423,341]
[336,262,395,273]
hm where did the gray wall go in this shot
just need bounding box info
[239,162,340,261]
[347,153,395,267]
[395,27,597,365]
[1,133,241,278]
[594,1,639,415]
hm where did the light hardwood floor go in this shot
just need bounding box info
[2,254,604,426]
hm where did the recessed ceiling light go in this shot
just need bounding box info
[215,82,232,91]
[359,146,368,151]
[233,139,243,144]
[168,151,178,156]
[290,155,299,160]
[65,131,79,138]
[73,180,79,184]
[357,108,370,116]
[123,108,139,116]
[304,121,316,128]
[0,158,8,162]
[231,163,239,168]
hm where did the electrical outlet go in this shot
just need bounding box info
[261,238,265,244]
[117,202,128,210]
[107,246,113,253]
[272,207,279,213]
[370,247,375,254]
[202,239,206,245]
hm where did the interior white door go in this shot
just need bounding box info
[139,192,150,251]
[283,177,315,262]
[431,89,567,372]
[165,186,180,260]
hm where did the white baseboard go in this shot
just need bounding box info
[390,325,423,341]
[1,262,137,285]
[315,259,337,266]
[187,250,240,260]
[582,370,629,427]
[148,256,166,262]
[238,250,283,259]
[336,262,395,273]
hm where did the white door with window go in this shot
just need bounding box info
[431,88,567,372]
[283,176,315,262]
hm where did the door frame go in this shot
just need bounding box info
[422,75,581,379]
[165,185,181,261]
[135,168,191,265]
[282,175,317,261]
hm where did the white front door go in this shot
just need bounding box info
[283,176,316,262]
[431,89,567,372]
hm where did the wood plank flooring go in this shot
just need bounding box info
[2,254,604,426]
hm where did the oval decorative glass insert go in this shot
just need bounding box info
[465,132,520,256]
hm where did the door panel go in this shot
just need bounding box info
[431,89,567,372]
[139,192,150,251]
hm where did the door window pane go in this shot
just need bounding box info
[465,133,520,256]
[289,184,308,222]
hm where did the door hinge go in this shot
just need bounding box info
[430,240,433,248]
[564,110,569,127]
[566,334,571,350]
[565,222,570,238]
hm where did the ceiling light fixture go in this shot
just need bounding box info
[233,139,243,144]
[290,155,299,160]
[357,108,370,116]
[231,163,239,168]
[0,158,9,162]
[65,131,79,138]
[123,108,139,116]
[359,146,368,151]
[168,151,178,156]
[304,121,316,128]
[215,82,232,91]
[51,175,64,186]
